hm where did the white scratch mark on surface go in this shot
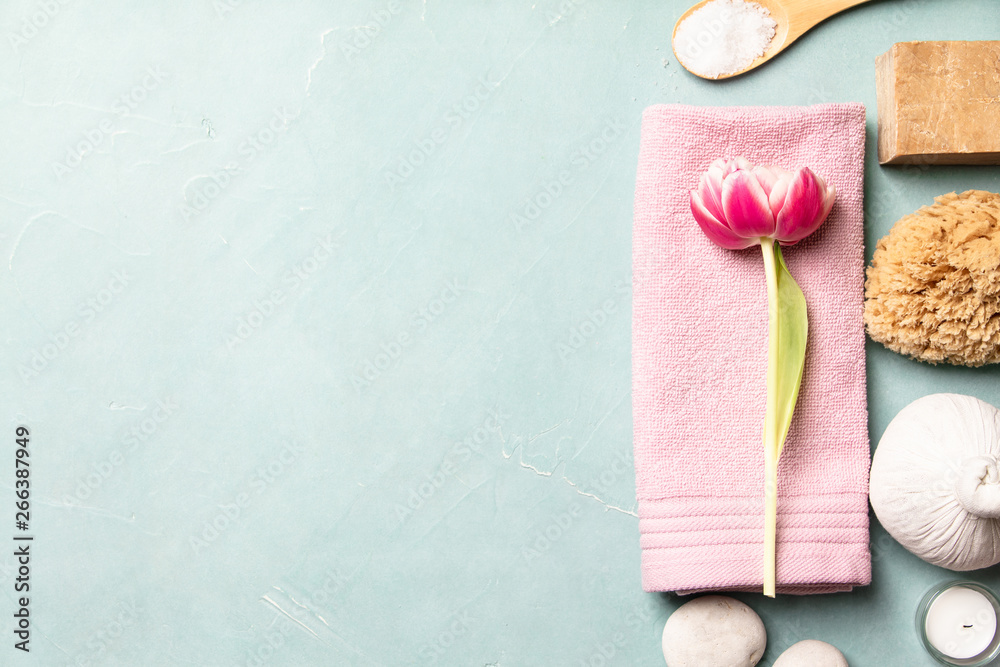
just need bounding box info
[519,247,551,279]
[519,459,552,476]
[109,401,146,411]
[35,625,71,656]
[17,98,118,114]
[263,588,379,664]
[9,217,32,272]
[493,293,519,325]
[490,25,548,89]
[501,436,637,518]
[561,478,638,517]
[376,227,421,281]
[273,587,333,630]
[306,28,336,96]
[261,594,323,642]
[571,392,628,461]
[501,437,558,477]
[417,479,490,539]
[559,165,615,234]
[528,420,567,443]
[0,193,36,209]
[159,139,211,156]
[39,501,153,526]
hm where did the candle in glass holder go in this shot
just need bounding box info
[918,582,1000,666]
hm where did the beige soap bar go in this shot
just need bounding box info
[876,41,1000,165]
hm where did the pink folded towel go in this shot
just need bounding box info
[632,104,871,595]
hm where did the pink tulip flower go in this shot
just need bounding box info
[687,157,836,598]
[690,157,836,250]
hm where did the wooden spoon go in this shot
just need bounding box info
[672,0,875,79]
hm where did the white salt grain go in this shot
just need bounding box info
[673,0,777,79]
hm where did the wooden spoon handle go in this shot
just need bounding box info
[785,0,875,39]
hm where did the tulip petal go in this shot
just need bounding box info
[697,170,726,224]
[707,158,729,175]
[721,157,753,179]
[821,183,836,220]
[768,172,791,221]
[691,190,757,249]
[773,168,832,244]
[690,189,722,226]
[752,165,782,198]
[721,169,775,238]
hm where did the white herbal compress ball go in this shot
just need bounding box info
[870,393,1000,571]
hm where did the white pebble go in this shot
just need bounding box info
[773,640,849,667]
[662,595,766,667]
[673,0,777,78]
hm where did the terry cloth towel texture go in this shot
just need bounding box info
[632,104,871,595]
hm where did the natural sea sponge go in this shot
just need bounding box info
[864,190,1000,366]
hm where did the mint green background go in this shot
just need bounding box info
[1,0,999,665]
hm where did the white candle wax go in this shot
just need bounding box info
[925,586,998,660]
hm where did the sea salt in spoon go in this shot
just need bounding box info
[673,0,874,79]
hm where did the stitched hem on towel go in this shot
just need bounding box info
[638,493,871,594]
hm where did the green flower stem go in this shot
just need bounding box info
[761,237,779,598]
[759,237,809,598]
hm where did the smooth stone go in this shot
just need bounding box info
[773,640,849,667]
[661,595,766,667]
